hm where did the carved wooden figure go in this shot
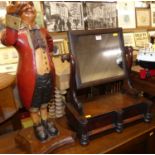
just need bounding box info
[1,2,58,142]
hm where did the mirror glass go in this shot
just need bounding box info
[69,29,126,88]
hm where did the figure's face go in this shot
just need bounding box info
[19,2,36,25]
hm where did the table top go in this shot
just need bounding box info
[0,113,155,154]
[0,73,15,90]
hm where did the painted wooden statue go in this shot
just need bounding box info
[1,2,58,141]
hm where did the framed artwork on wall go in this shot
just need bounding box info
[117,1,136,29]
[53,39,69,56]
[134,32,149,48]
[151,3,155,27]
[136,8,150,28]
[0,47,18,65]
[123,33,135,47]
[0,47,18,74]
[85,2,117,30]
[43,2,84,32]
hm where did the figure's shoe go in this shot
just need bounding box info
[33,124,48,142]
[42,120,59,136]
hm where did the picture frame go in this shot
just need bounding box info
[117,1,136,29]
[136,8,151,28]
[134,32,149,48]
[43,2,84,32]
[150,3,155,27]
[53,39,69,56]
[0,47,18,65]
[85,2,117,30]
[0,47,18,74]
[123,33,135,47]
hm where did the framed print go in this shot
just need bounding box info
[0,47,18,74]
[0,47,18,65]
[85,2,117,30]
[117,1,136,29]
[134,32,149,48]
[123,33,135,47]
[136,8,150,28]
[53,39,69,56]
[44,2,84,32]
[151,3,155,27]
[135,1,150,8]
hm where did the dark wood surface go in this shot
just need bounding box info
[82,92,147,116]
[0,112,155,154]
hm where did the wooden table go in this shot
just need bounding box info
[0,113,155,154]
[0,64,155,153]
[0,73,19,124]
[1,60,155,153]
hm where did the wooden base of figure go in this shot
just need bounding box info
[15,121,75,153]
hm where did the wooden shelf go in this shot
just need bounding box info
[50,32,68,40]
[123,27,155,33]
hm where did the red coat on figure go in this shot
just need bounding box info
[1,27,55,109]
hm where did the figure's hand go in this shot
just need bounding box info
[6,2,24,16]
[5,2,25,30]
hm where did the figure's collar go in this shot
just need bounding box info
[20,22,40,30]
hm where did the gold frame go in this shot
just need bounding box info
[134,31,149,48]
[53,39,69,56]
[123,33,135,47]
[136,8,151,28]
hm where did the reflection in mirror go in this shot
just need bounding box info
[69,29,126,88]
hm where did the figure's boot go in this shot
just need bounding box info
[42,120,59,136]
[33,123,48,141]
[40,105,59,136]
[30,109,48,141]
